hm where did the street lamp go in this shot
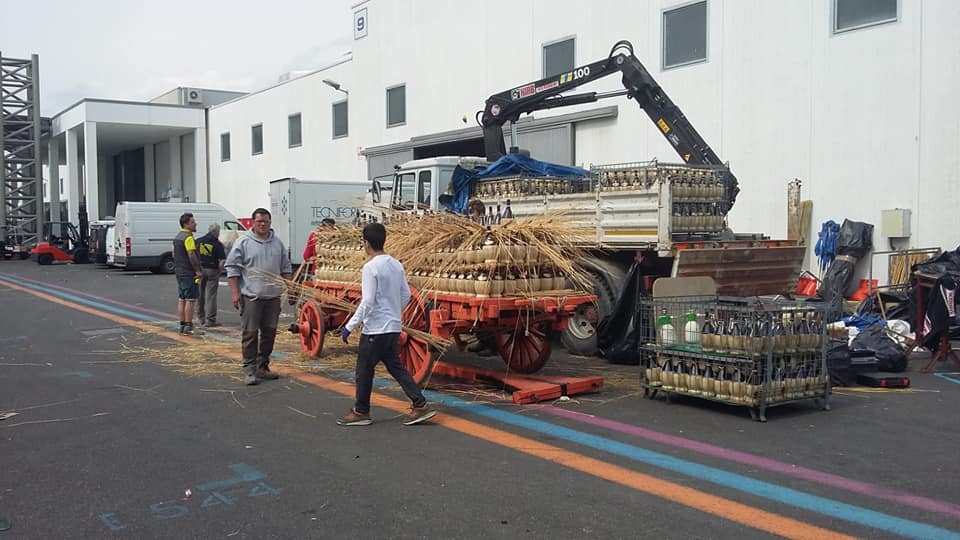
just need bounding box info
[323,79,349,95]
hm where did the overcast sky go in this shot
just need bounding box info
[2,0,355,115]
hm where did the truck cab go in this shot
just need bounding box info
[369,156,487,214]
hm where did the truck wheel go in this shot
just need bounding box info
[37,253,53,265]
[19,251,30,260]
[560,271,617,356]
[159,255,175,274]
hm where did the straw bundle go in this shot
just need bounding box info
[305,210,596,299]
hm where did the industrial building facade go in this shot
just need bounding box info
[207,0,960,275]
[32,0,959,280]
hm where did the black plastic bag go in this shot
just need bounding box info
[827,341,853,386]
[598,263,643,365]
[914,246,960,280]
[857,290,911,322]
[850,323,907,372]
[836,219,874,258]
[819,259,855,305]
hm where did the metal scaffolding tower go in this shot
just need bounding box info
[0,52,43,248]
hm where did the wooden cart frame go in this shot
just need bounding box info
[295,281,596,384]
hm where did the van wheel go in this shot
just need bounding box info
[159,255,176,274]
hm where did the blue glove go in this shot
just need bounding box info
[341,328,351,344]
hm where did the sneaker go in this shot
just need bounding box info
[205,321,221,328]
[336,409,372,426]
[255,367,279,381]
[183,324,205,336]
[244,374,259,386]
[403,405,437,426]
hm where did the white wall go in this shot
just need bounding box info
[208,57,363,216]
[209,0,960,282]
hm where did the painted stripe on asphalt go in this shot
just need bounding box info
[5,272,176,319]
[0,274,165,323]
[7,275,960,539]
[533,405,960,520]
[934,373,960,385]
[2,275,854,540]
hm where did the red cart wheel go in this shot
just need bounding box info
[399,287,434,385]
[497,321,552,374]
[298,300,325,356]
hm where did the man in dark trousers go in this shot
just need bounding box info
[337,222,436,426]
[195,223,227,327]
[226,208,294,386]
[173,213,204,335]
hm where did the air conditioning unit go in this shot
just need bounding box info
[185,88,203,105]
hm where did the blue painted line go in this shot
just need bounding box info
[316,362,960,538]
[425,389,960,540]
[934,373,960,385]
[9,276,959,539]
[0,275,165,323]
[0,335,27,342]
[197,463,266,492]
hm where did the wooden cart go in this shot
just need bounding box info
[294,281,596,384]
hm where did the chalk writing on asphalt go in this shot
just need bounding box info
[98,463,281,530]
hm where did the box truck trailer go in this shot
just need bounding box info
[268,177,369,265]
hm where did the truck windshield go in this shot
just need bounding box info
[393,172,416,208]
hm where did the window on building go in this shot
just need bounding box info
[59,178,64,195]
[392,172,416,208]
[220,132,231,161]
[543,37,575,78]
[663,1,708,69]
[387,85,406,127]
[333,100,348,138]
[251,124,263,155]
[417,170,432,207]
[834,0,897,33]
[288,113,302,148]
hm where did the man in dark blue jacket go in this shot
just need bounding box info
[195,223,227,327]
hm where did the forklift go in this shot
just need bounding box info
[30,203,91,265]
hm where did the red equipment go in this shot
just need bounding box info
[293,281,598,391]
[30,221,90,265]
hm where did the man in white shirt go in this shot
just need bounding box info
[337,223,437,426]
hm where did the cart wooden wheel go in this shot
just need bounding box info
[399,287,434,385]
[298,300,325,357]
[496,320,552,374]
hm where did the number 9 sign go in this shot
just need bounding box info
[354,8,368,39]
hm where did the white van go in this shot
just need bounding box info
[104,224,117,266]
[113,202,245,273]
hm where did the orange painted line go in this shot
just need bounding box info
[7,279,854,540]
[290,372,853,540]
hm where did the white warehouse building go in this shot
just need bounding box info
[207,0,960,278]
[39,0,958,283]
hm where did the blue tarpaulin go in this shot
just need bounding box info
[448,154,589,214]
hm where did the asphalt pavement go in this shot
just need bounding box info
[1,260,958,539]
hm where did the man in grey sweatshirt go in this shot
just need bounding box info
[226,208,293,385]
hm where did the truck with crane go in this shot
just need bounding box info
[364,40,804,356]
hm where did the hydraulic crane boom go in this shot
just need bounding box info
[479,40,738,208]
